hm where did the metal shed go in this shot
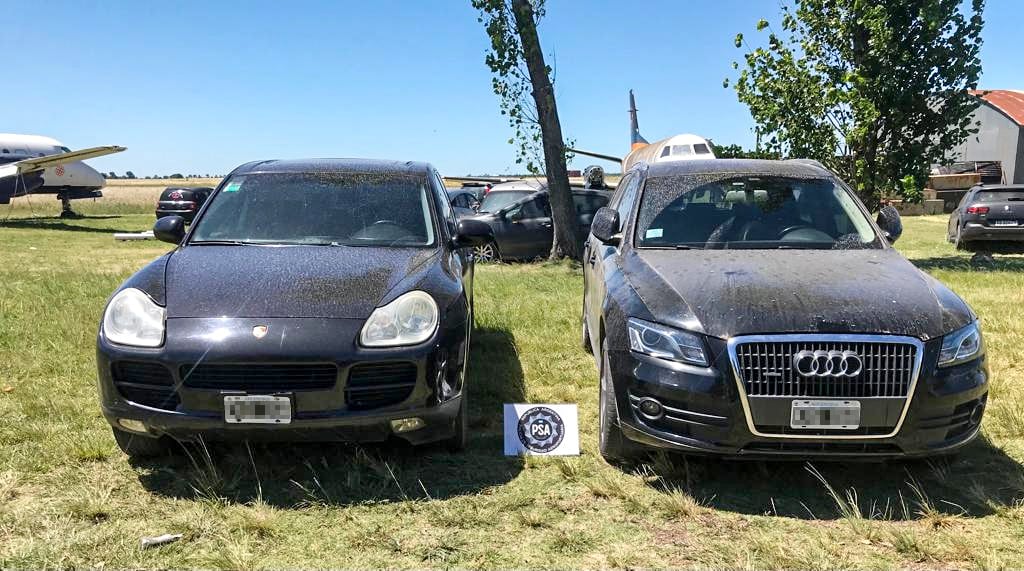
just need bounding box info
[952,90,1024,184]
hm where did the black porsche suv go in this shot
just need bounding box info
[583,159,988,461]
[97,159,492,457]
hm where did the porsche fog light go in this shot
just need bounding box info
[627,318,708,366]
[938,321,984,367]
[360,291,439,347]
[390,417,425,433]
[102,288,166,348]
[118,418,147,433]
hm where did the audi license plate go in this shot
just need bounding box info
[791,400,860,430]
[224,395,291,424]
[992,220,1018,227]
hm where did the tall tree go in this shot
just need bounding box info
[473,0,579,260]
[728,0,984,207]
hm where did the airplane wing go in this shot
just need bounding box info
[567,148,622,164]
[0,145,126,178]
[444,176,524,184]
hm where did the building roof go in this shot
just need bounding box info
[970,90,1024,127]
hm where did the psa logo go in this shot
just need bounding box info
[517,406,565,453]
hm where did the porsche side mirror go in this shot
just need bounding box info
[453,218,494,248]
[154,215,186,244]
[876,204,903,243]
[506,209,523,223]
[590,207,621,245]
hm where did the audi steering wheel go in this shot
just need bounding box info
[777,224,814,238]
[370,219,402,227]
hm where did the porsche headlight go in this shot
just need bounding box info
[360,291,439,347]
[938,321,984,367]
[627,317,708,366]
[102,288,166,347]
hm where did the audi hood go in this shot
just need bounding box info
[624,248,974,340]
[159,245,438,319]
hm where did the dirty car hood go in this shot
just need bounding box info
[164,245,437,319]
[629,249,972,340]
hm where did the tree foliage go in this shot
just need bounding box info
[712,142,780,160]
[473,0,580,259]
[728,0,984,206]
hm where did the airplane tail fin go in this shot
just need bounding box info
[629,90,648,151]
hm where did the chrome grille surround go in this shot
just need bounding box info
[726,334,925,440]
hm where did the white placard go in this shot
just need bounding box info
[503,403,580,456]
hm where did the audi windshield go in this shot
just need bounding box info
[635,174,880,249]
[190,172,436,247]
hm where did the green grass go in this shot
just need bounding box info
[1,211,1023,568]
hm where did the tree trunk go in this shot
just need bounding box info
[511,0,579,260]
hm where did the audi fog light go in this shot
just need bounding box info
[938,321,984,367]
[102,288,166,347]
[627,318,708,366]
[360,291,439,347]
[390,417,425,433]
[118,418,147,433]
[637,398,664,419]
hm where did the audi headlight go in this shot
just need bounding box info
[627,317,708,366]
[360,291,439,347]
[102,288,166,348]
[938,321,984,367]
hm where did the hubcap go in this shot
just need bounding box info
[473,243,496,262]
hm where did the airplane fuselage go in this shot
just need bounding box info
[0,134,107,205]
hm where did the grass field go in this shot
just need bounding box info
[1,202,1023,568]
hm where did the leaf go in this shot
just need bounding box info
[756,18,769,31]
[734,33,744,48]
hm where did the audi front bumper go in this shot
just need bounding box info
[607,335,989,459]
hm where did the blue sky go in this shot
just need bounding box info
[4,0,1020,176]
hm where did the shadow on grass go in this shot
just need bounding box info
[911,253,1024,272]
[0,216,135,234]
[131,326,526,508]
[645,436,1024,521]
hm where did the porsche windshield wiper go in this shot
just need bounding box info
[189,239,255,246]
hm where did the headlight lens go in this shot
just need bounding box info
[102,288,166,347]
[938,321,984,367]
[360,291,439,347]
[627,317,708,366]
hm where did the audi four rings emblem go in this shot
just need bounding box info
[793,349,863,377]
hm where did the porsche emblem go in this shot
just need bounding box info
[252,325,268,339]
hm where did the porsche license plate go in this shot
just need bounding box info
[790,400,860,430]
[224,395,292,424]
[992,220,1018,227]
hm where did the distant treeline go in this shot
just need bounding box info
[102,172,223,180]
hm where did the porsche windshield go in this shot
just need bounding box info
[635,174,880,249]
[190,172,436,247]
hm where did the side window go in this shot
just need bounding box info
[431,173,457,237]
[518,196,546,219]
[615,175,642,225]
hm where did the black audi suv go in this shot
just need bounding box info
[583,159,988,461]
[97,159,492,457]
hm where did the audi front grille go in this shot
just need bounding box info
[730,336,920,398]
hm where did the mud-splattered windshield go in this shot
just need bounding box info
[635,174,879,250]
[190,172,436,247]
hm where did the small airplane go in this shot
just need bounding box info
[570,90,716,172]
[0,133,126,217]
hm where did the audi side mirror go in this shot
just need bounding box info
[590,207,621,245]
[153,215,186,245]
[876,204,903,243]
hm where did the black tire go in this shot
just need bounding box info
[599,340,643,464]
[111,427,171,458]
[581,295,592,354]
[445,395,468,452]
[954,226,972,251]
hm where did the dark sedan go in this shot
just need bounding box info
[947,184,1024,251]
[155,186,213,223]
[584,159,987,461]
[465,182,610,261]
[98,159,492,457]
